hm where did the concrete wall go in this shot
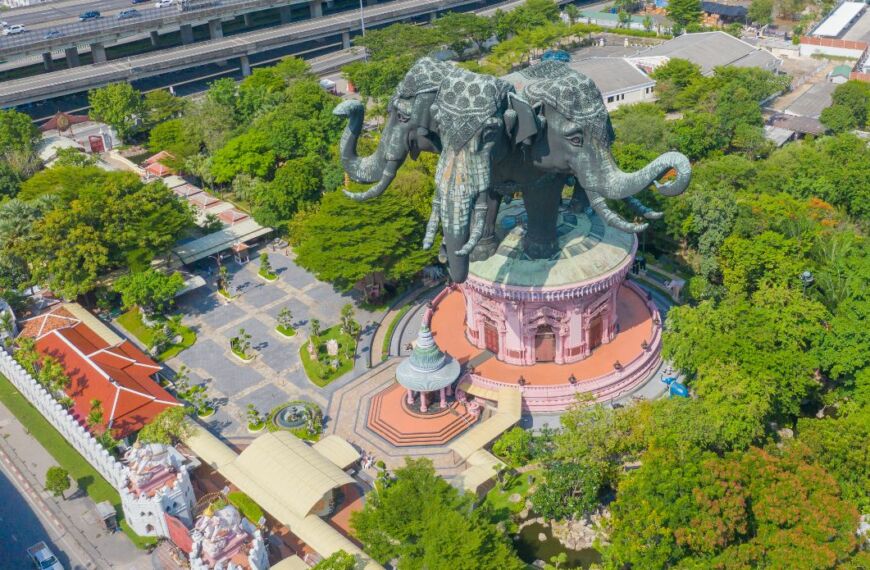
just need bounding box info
[120,469,196,537]
[603,85,656,110]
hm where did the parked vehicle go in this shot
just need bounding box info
[131,0,148,3]
[44,29,63,39]
[26,542,63,570]
[154,0,174,7]
[0,21,9,28]
[3,24,25,35]
[79,11,101,21]
[117,9,140,19]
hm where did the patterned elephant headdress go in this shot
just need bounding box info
[396,57,454,98]
[433,67,515,150]
[521,61,615,147]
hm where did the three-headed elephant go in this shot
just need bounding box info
[334,58,692,283]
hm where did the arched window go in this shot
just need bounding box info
[535,324,556,362]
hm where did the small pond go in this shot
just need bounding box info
[514,522,602,569]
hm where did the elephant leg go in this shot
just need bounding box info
[469,188,501,262]
[522,176,563,259]
[570,182,591,212]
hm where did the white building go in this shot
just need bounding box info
[570,57,656,110]
[189,505,269,570]
[120,443,196,538]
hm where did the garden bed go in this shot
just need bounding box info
[267,401,323,442]
[299,325,356,387]
[275,324,296,338]
[116,309,196,361]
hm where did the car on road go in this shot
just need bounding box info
[44,29,63,39]
[3,24,25,35]
[79,11,101,21]
[26,542,63,570]
[131,0,148,3]
[155,0,175,7]
[117,9,140,19]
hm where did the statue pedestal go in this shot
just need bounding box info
[463,202,635,366]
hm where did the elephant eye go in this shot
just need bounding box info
[568,134,583,146]
[397,111,410,123]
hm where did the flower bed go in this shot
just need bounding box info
[299,325,356,387]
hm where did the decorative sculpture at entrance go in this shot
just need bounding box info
[335,57,691,283]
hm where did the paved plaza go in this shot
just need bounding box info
[164,249,384,438]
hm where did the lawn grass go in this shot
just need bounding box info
[275,324,296,337]
[484,468,542,529]
[227,491,264,524]
[0,373,156,549]
[299,325,356,387]
[117,309,197,361]
[381,303,412,359]
[258,269,278,281]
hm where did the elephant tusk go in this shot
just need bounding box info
[455,202,488,256]
[589,192,648,234]
[423,201,441,250]
[626,197,663,220]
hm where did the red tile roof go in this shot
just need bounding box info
[18,305,79,339]
[35,322,179,438]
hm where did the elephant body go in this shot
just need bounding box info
[336,58,692,283]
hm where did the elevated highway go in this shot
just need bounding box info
[0,0,481,107]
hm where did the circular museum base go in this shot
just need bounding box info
[429,281,661,413]
[367,383,479,447]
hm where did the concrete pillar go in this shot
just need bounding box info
[240,55,251,77]
[243,13,252,27]
[326,0,334,8]
[406,389,414,405]
[420,391,428,413]
[310,0,322,18]
[64,46,80,68]
[439,387,447,409]
[150,30,160,46]
[180,23,194,45]
[42,52,52,71]
[90,42,106,64]
[207,19,223,40]
[341,30,350,49]
[279,5,291,24]
[429,11,437,23]
[446,384,453,396]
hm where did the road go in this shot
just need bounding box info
[1,0,137,30]
[0,466,80,570]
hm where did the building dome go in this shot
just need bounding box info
[396,324,461,392]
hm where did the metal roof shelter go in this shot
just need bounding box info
[812,2,866,38]
[629,31,781,75]
[312,435,362,471]
[569,57,655,98]
[449,388,522,460]
[170,219,272,266]
[183,428,381,569]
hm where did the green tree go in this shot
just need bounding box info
[0,162,21,201]
[531,460,605,520]
[434,12,494,55]
[667,0,702,28]
[209,131,275,184]
[147,118,200,159]
[114,269,185,315]
[144,89,187,126]
[312,551,356,570]
[87,399,104,429]
[88,82,145,142]
[290,163,437,291]
[350,458,524,569]
[252,155,323,229]
[821,104,857,133]
[0,109,40,156]
[491,426,533,467]
[44,466,71,499]
[137,406,193,445]
[830,80,869,127]
[37,355,70,394]
[748,0,774,24]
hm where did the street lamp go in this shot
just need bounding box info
[359,0,366,36]
[799,270,814,294]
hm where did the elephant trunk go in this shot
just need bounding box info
[573,147,691,201]
[333,100,408,200]
[435,147,490,283]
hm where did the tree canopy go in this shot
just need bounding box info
[88,82,146,142]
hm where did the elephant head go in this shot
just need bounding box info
[512,63,691,233]
[335,57,453,200]
[422,68,515,283]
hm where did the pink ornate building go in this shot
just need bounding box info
[462,203,635,366]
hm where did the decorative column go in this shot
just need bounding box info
[406,389,414,405]
[439,387,447,409]
[420,391,428,413]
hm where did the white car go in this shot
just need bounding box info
[4,24,25,35]
[155,0,174,7]
[27,542,63,570]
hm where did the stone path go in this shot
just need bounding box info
[166,249,384,438]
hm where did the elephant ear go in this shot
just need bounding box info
[508,93,539,146]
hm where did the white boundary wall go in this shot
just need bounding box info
[0,349,127,489]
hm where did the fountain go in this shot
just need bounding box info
[272,402,312,430]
